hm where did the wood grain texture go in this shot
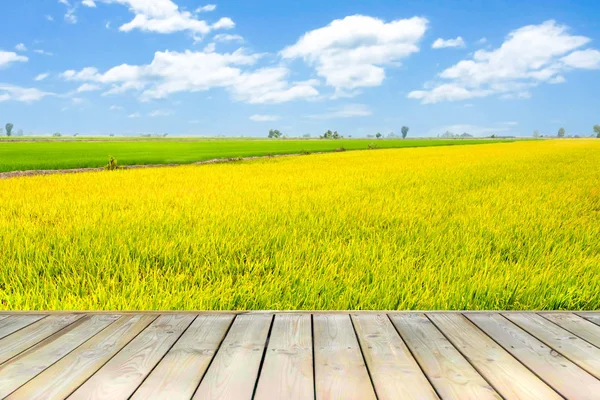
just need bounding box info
[390,313,500,400]
[467,313,600,400]
[0,314,119,398]
[505,312,600,379]
[131,314,234,400]
[0,314,82,364]
[578,313,600,330]
[0,315,46,340]
[193,314,273,400]
[351,313,438,400]
[543,312,600,348]
[254,314,314,400]
[68,314,195,400]
[428,313,561,400]
[8,314,156,400]
[313,314,376,400]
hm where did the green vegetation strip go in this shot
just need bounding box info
[0,138,509,173]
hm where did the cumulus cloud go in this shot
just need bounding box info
[0,84,54,102]
[90,0,234,35]
[431,36,465,49]
[307,104,372,119]
[33,49,54,56]
[15,43,27,52]
[213,34,243,42]
[128,112,141,118]
[35,72,50,81]
[77,83,101,92]
[109,104,124,110]
[281,15,427,94]
[82,0,96,6]
[0,51,28,68]
[250,114,280,122]
[409,20,599,103]
[59,0,78,24]
[196,4,216,13]
[61,48,319,104]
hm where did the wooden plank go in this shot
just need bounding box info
[467,313,600,399]
[131,314,234,400]
[0,315,47,340]
[428,313,561,400]
[8,314,156,400]
[254,314,314,400]
[506,313,600,379]
[0,314,119,398]
[390,313,500,400]
[351,314,437,400]
[578,312,600,329]
[543,312,600,348]
[193,314,273,400]
[69,314,195,400]
[0,314,82,364]
[313,314,376,400]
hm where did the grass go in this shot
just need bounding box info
[0,138,509,173]
[1,139,598,310]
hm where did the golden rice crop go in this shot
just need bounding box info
[1,140,599,310]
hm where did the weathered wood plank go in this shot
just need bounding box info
[0,314,82,364]
[390,313,500,400]
[505,312,600,379]
[69,314,195,400]
[131,314,234,400]
[543,312,600,348]
[0,314,119,398]
[428,313,561,400]
[8,314,156,400]
[468,313,600,399]
[351,314,437,400]
[578,313,600,330]
[313,314,376,400]
[193,314,273,400]
[0,315,47,341]
[254,314,314,400]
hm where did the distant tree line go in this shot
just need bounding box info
[267,126,410,139]
[532,125,600,138]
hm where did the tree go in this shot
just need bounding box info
[533,129,540,138]
[594,124,600,138]
[375,132,382,139]
[558,127,565,137]
[332,130,341,139]
[5,123,13,136]
[321,130,333,139]
[401,126,409,139]
[268,129,282,138]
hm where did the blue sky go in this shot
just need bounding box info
[1,0,599,137]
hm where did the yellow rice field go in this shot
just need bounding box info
[1,140,599,310]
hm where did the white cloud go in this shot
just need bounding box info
[72,97,85,104]
[213,33,243,42]
[61,49,319,104]
[35,72,50,81]
[59,0,78,24]
[0,51,28,68]
[91,0,234,35]
[561,49,600,69]
[430,124,510,137]
[148,109,174,117]
[409,20,599,103]
[82,0,96,7]
[432,36,465,49]
[46,15,55,21]
[77,83,101,92]
[281,15,428,94]
[15,43,27,52]
[196,4,216,13]
[33,49,54,56]
[109,104,124,110]
[250,114,280,122]
[203,42,216,53]
[0,84,54,102]
[477,37,487,45]
[128,112,141,118]
[307,104,372,119]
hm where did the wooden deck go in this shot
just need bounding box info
[0,312,600,399]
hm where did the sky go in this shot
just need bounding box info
[1,0,599,137]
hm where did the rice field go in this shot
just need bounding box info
[1,139,599,310]
[0,138,507,173]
